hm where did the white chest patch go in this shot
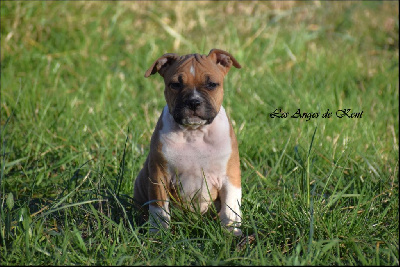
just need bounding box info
[159,106,232,212]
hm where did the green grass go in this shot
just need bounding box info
[1,1,398,265]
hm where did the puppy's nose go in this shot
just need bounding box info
[186,98,201,110]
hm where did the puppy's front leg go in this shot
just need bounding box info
[219,178,242,236]
[148,160,171,232]
[218,125,242,236]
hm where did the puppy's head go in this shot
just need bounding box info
[145,49,241,128]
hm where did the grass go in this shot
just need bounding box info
[1,1,398,265]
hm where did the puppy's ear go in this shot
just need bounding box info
[207,49,241,74]
[144,53,179,78]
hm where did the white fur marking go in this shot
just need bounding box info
[192,88,200,98]
[190,65,195,77]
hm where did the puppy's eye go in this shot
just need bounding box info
[170,82,183,90]
[206,82,219,90]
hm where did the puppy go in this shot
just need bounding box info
[134,49,242,235]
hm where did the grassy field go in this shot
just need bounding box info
[1,1,398,265]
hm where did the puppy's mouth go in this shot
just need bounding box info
[181,116,207,127]
[173,112,213,130]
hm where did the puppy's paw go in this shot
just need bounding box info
[223,221,242,236]
[228,226,243,236]
[149,205,170,231]
[148,219,169,236]
[148,227,164,237]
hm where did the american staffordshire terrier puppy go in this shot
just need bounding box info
[134,49,242,235]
